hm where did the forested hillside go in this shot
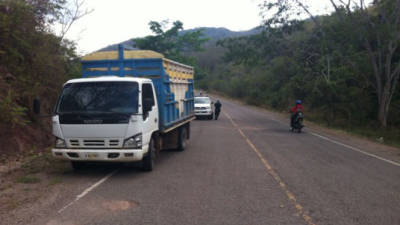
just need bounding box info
[0,0,81,157]
[195,0,400,144]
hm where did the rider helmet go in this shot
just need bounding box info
[296,100,302,105]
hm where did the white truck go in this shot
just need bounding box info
[41,46,195,171]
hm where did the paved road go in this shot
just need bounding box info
[35,98,400,225]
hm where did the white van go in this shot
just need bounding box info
[194,97,213,120]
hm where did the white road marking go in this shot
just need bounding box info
[58,169,118,213]
[309,132,400,167]
[221,99,400,167]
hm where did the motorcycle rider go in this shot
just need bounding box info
[290,100,304,129]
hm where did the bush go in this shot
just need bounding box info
[0,90,27,127]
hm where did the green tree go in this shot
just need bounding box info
[133,20,208,64]
[0,0,82,126]
[260,0,400,127]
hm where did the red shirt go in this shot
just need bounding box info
[290,104,304,113]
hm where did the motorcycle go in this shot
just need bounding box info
[291,110,304,133]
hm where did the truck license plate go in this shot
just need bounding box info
[85,153,98,159]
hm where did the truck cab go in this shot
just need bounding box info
[52,76,159,169]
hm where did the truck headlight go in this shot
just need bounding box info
[55,137,66,148]
[123,133,142,149]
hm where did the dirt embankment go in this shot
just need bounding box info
[0,121,53,171]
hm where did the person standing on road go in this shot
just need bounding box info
[214,100,222,120]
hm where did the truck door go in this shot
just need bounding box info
[141,83,158,148]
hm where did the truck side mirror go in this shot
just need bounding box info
[33,98,40,114]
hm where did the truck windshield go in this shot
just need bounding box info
[56,82,139,114]
[195,98,211,104]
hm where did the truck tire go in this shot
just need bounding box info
[142,137,155,172]
[71,161,86,170]
[177,126,188,151]
[208,114,213,120]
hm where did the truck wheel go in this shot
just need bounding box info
[142,137,155,172]
[71,161,86,170]
[208,114,213,120]
[177,126,188,151]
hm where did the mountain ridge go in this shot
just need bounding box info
[98,26,261,52]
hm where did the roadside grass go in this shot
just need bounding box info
[5,199,20,211]
[48,177,63,186]
[3,149,70,188]
[341,126,400,148]
[305,113,400,148]
[20,150,71,175]
[16,175,40,184]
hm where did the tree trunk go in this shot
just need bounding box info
[365,40,399,128]
[377,100,388,127]
[377,81,394,128]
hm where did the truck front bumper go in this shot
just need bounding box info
[52,147,148,162]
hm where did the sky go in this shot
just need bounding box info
[60,0,333,55]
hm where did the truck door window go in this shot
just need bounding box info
[142,83,155,117]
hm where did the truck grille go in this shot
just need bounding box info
[195,107,207,110]
[70,140,80,147]
[67,139,121,148]
[109,140,119,147]
[84,140,105,146]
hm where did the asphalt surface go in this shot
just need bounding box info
[34,98,400,225]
